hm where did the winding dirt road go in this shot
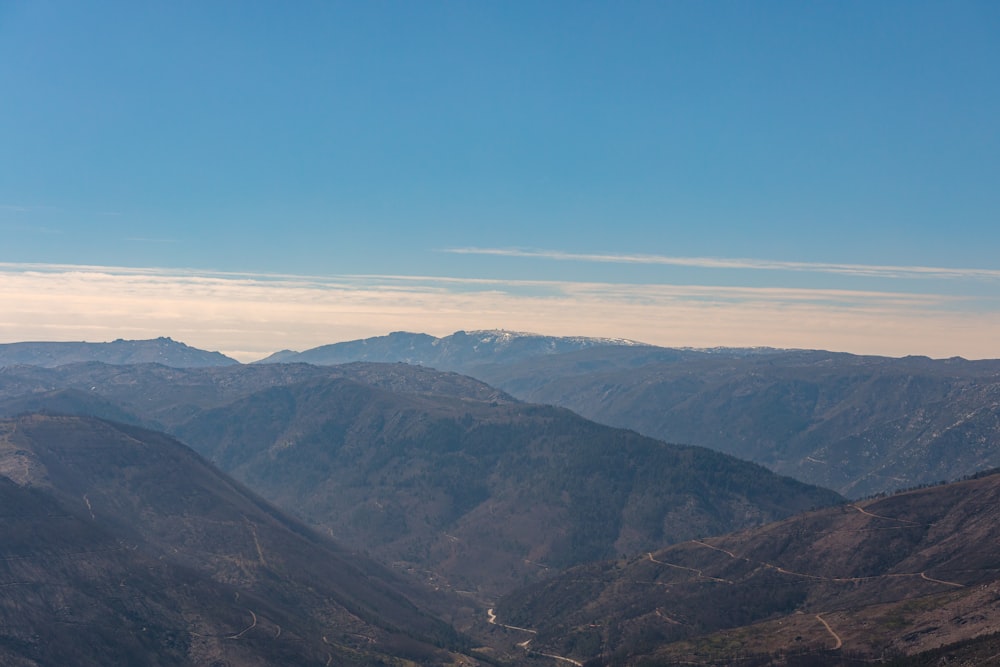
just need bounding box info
[227,609,257,639]
[815,613,842,650]
[487,608,583,666]
[647,552,732,583]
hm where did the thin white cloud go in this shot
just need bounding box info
[123,237,180,243]
[0,204,63,213]
[443,247,1000,281]
[0,263,997,361]
[0,224,62,235]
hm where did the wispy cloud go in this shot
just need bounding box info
[0,204,64,234]
[0,263,997,361]
[0,224,62,235]
[0,204,63,214]
[443,247,1000,281]
[123,237,180,243]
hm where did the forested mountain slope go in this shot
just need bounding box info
[0,414,475,666]
[0,361,842,601]
[470,349,1000,497]
[494,470,1000,666]
[0,337,238,368]
[173,375,842,599]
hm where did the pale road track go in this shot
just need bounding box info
[322,636,334,666]
[920,571,965,587]
[815,613,842,650]
[245,518,268,566]
[537,651,583,666]
[849,504,923,526]
[654,609,685,625]
[690,540,965,587]
[487,608,583,666]
[221,497,969,664]
[691,540,738,559]
[647,552,732,583]
[487,607,537,634]
[227,609,257,639]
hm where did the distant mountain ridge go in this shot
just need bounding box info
[255,330,1000,497]
[469,348,1000,497]
[172,373,842,598]
[254,329,649,368]
[7,331,1000,498]
[0,361,843,600]
[0,337,239,368]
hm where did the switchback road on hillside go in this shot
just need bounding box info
[487,608,583,666]
[647,552,732,583]
[849,504,923,526]
[690,539,965,588]
[227,609,257,639]
[815,613,842,650]
[486,608,536,634]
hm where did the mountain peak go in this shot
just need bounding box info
[255,329,648,369]
[0,338,240,368]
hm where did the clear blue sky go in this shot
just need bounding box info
[2,1,999,359]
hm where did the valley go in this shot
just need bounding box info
[494,470,1000,665]
[0,414,474,666]
[0,334,998,665]
[0,360,842,600]
[8,2,997,663]
[258,331,1000,498]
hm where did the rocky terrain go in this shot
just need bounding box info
[0,414,474,666]
[494,470,1000,665]
[0,337,238,368]
[0,361,842,600]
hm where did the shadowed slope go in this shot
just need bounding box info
[0,338,238,368]
[173,376,843,599]
[494,471,1000,665]
[471,348,1000,497]
[0,414,474,666]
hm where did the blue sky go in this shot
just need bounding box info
[2,1,999,360]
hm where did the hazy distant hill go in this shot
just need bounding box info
[0,360,513,429]
[256,331,1000,498]
[254,329,648,368]
[494,470,1000,666]
[171,373,842,599]
[470,348,1000,497]
[0,361,842,600]
[0,414,474,666]
[0,337,239,368]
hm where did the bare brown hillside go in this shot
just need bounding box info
[495,471,1000,665]
[0,414,476,666]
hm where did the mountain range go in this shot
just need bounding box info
[2,332,1000,665]
[493,468,1000,665]
[0,337,238,368]
[263,331,1000,497]
[0,414,474,666]
[0,361,842,601]
[255,329,647,369]
[17,329,986,500]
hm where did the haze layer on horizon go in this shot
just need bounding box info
[1,260,996,362]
